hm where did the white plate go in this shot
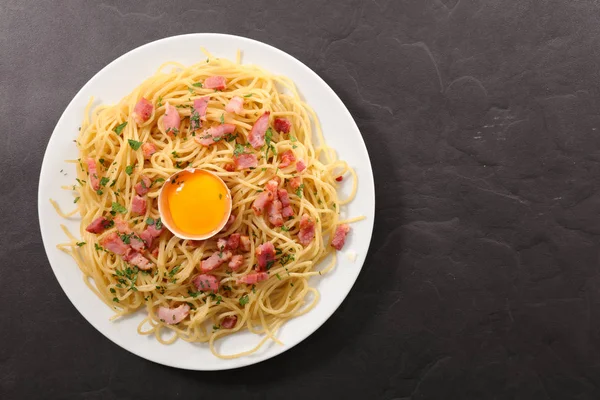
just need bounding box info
[38,33,375,370]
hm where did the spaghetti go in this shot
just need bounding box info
[54,50,360,358]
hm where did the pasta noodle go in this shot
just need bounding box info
[54,50,360,358]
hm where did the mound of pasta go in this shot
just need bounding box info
[56,51,359,358]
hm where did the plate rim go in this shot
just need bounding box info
[38,33,375,370]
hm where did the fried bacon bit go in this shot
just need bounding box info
[191,97,210,131]
[228,255,244,271]
[289,176,302,190]
[278,189,294,218]
[248,111,270,148]
[224,163,235,172]
[239,235,251,252]
[331,224,351,250]
[87,158,100,191]
[279,150,296,168]
[296,160,307,173]
[236,272,269,284]
[195,124,236,146]
[273,117,292,134]
[101,232,130,256]
[131,195,147,215]
[142,142,157,159]
[226,233,240,250]
[225,96,244,114]
[134,175,152,196]
[123,250,153,270]
[201,251,233,272]
[336,176,343,182]
[221,315,238,329]
[255,242,276,271]
[163,103,181,136]
[252,191,274,215]
[157,304,190,325]
[233,153,258,170]
[298,214,315,246]
[85,217,111,234]
[204,76,226,90]
[132,97,153,126]
[193,274,219,292]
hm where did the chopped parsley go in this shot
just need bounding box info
[295,184,304,198]
[146,217,154,225]
[157,96,163,107]
[128,139,143,150]
[152,178,165,186]
[96,189,103,195]
[119,233,132,244]
[192,82,203,87]
[213,325,220,330]
[220,113,225,124]
[239,294,250,306]
[111,202,127,214]
[233,143,247,157]
[279,253,295,267]
[113,122,128,135]
[73,197,80,204]
[109,288,116,294]
[243,93,254,98]
[275,273,282,280]
[264,127,276,160]
[76,241,86,247]
[75,178,86,186]
[99,177,110,187]
[155,217,163,229]
[281,226,290,232]
[171,150,179,158]
[112,297,119,303]
[125,165,133,175]
[94,243,105,252]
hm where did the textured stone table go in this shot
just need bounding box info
[2,0,600,398]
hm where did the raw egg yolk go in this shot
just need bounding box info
[162,170,231,236]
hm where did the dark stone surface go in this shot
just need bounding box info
[2,0,600,398]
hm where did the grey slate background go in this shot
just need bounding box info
[2,0,600,398]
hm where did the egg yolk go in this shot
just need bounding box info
[162,170,230,236]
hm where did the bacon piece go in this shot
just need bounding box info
[298,214,315,246]
[217,238,228,251]
[142,142,157,159]
[192,274,219,292]
[239,235,251,252]
[132,97,153,126]
[248,111,270,148]
[221,214,235,232]
[228,255,244,271]
[85,217,112,234]
[195,123,236,146]
[278,189,294,218]
[191,97,210,131]
[130,235,146,252]
[296,160,307,173]
[163,103,181,136]
[267,198,284,227]
[236,272,269,284]
[331,224,351,250]
[101,232,129,256]
[87,158,100,191]
[204,76,226,90]
[227,233,240,250]
[114,216,131,233]
[139,221,164,248]
[289,176,302,190]
[233,153,258,170]
[221,315,238,329]
[134,175,152,196]
[252,191,274,215]
[279,150,296,168]
[265,179,279,195]
[274,117,291,134]
[201,251,233,272]
[157,304,190,325]
[255,242,275,271]
[123,250,153,270]
[224,163,235,172]
[151,247,159,258]
[225,96,244,114]
[131,196,146,215]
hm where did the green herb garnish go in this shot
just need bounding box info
[128,139,143,150]
[113,122,128,135]
[111,202,127,214]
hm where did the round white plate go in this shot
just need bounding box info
[38,33,375,370]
